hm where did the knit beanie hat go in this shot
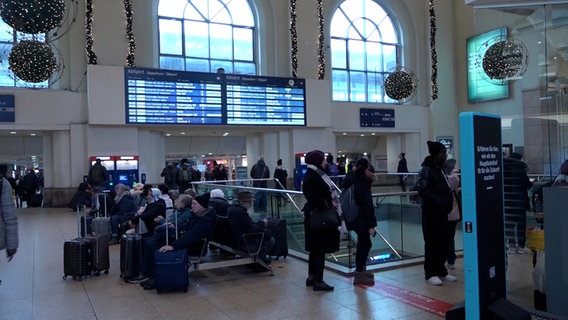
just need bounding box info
[305,150,325,166]
[210,189,225,199]
[194,192,210,208]
[427,141,446,156]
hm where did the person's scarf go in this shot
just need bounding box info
[307,164,347,234]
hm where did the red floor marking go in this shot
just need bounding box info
[341,277,455,317]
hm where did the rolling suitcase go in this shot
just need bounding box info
[120,223,143,281]
[63,206,92,280]
[92,193,111,239]
[154,209,189,293]
[266,217,288,259]
[84,202,110,276]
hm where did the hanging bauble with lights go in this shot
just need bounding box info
[8,40,57,83]
[482,38,528,82]
[384,67,418,103]
[0,0,66,34]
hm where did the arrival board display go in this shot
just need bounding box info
[125,68,306,126]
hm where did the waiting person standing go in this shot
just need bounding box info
[88,158,109,189]
[503,152,533,254]
[160,162,179,191]
[341,157,377,286]
[22,167,40,207]
[397,152,409,192]
[177,158,193,194]
[416,141,455,286]
[274,159,288,206]
[302,150,340,291]
[250,156,270,212]
[444,159,461,269]
[0,164,18,265]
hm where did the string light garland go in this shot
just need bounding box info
[8,40,57,83]
[429,0,438,101]
[290,0,298,78]
[482,39,528,81]
[316,0,325,80]
[85,0,97,64]
[0,0,66,34]
[384,67,418,103]
[124,0,135,67]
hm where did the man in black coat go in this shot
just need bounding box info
[416,141,455,286]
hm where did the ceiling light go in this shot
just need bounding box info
[181,132,186,135]
[30,133,36,136]
[10,131,16,134]
[165,133,171,136]
[371,133,376,135]
[342,132,347,135]
[223,132,229,136]
[360,134,364,136]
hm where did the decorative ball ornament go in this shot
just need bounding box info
[482,38,528,81]
[0,0,66,34]
[8,40,57,83]
[384,67,418,103]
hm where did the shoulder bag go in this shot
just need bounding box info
[309,205,340,231]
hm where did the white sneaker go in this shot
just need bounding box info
[516,246,532,254]
[441,274,457,282]
[507,246,517,254]
[446,262,455,270]
[426,276,443,286]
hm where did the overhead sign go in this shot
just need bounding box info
[0,95,15,122]
[359,108,395,127]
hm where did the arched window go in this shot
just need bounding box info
[158,0,256,74]
[330,0,399,103]
[0,21,48,88]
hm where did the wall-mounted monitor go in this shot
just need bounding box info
[124,67,306,126]
[466,27,509,103]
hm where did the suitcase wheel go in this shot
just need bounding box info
[104,270,109,275]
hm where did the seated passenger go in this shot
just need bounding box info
[227,191,275,264]
[133,192,216,289]
[68,182,92,210]
[129,185,166,236]
[157,183,174,218]
[153,194,193,241]
[109,183,137,244]
[209,188,230,216]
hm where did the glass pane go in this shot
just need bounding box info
[188,0,208,20]
[383,45,398,71]
[367,72,384,103]
[332,70,349,101]
[330,10,350,37]
[366,42,382,72]
[186,58,209,72]
[379,17,397,44]
[226,0,254,26]
[159,19,183,55]
[0,22,13,42]
[160,56,184,70]
[349,71,366,102]
[234,28,252,61]
[234,62,255,75]
[348,39,365,70]
[0,47,14,87]
[208,1,231,23]
[365,1,387,23]
[185,21,209,58]
[211,60,233,74]
[352,19,376,39]
[158,0,187,18]
[331,39,347,69]
[210,24,232,59]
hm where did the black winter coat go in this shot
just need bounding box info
[302,168,340,253]
[416,156,453,215]
[341,170,377,232]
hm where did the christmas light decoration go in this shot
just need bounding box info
[482,39,528,81]
[124,0,135,67]
[8,40,57,83]
[290,0,298,78]
[384,67,418,103]
[429,0,438,101]
[0,0,66,34]
[316,0,325,80]
[85,0,97,64]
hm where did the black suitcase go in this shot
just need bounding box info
[266,217,288,259]
[120,232,142,281]
[154,209,189,293]
[63,206,92,280]
[85,234,110,276]
[28,193,43,207]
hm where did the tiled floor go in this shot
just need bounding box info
[0,207,536,320]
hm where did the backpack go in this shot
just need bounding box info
[339,184,358,223]
[179,168,191,183]
[89,165,104,183]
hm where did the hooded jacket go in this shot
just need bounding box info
[250,158,270,188]
[0,178,18,251]
[416,155,453,214]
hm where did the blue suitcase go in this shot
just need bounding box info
[153,208,189,293]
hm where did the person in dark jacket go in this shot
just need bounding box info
[416,141,455,286]
[397,152,409,192]
[88,158,108,188]
[209,188,230,216]
[160,162,179,191]
[129,185,166,236]
[341,157,377,286]
[136,192,216,289]
[109,183,138,243]
[302,150,340,292]
[68,182,92,210]
[250,156,270,212]
[22,167,40,206]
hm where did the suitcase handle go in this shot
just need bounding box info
[77,205,87,238]
[165,206,177,245]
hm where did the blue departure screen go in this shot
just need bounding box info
[124,68,306,126]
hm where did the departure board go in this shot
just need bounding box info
[124,67,306,126]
